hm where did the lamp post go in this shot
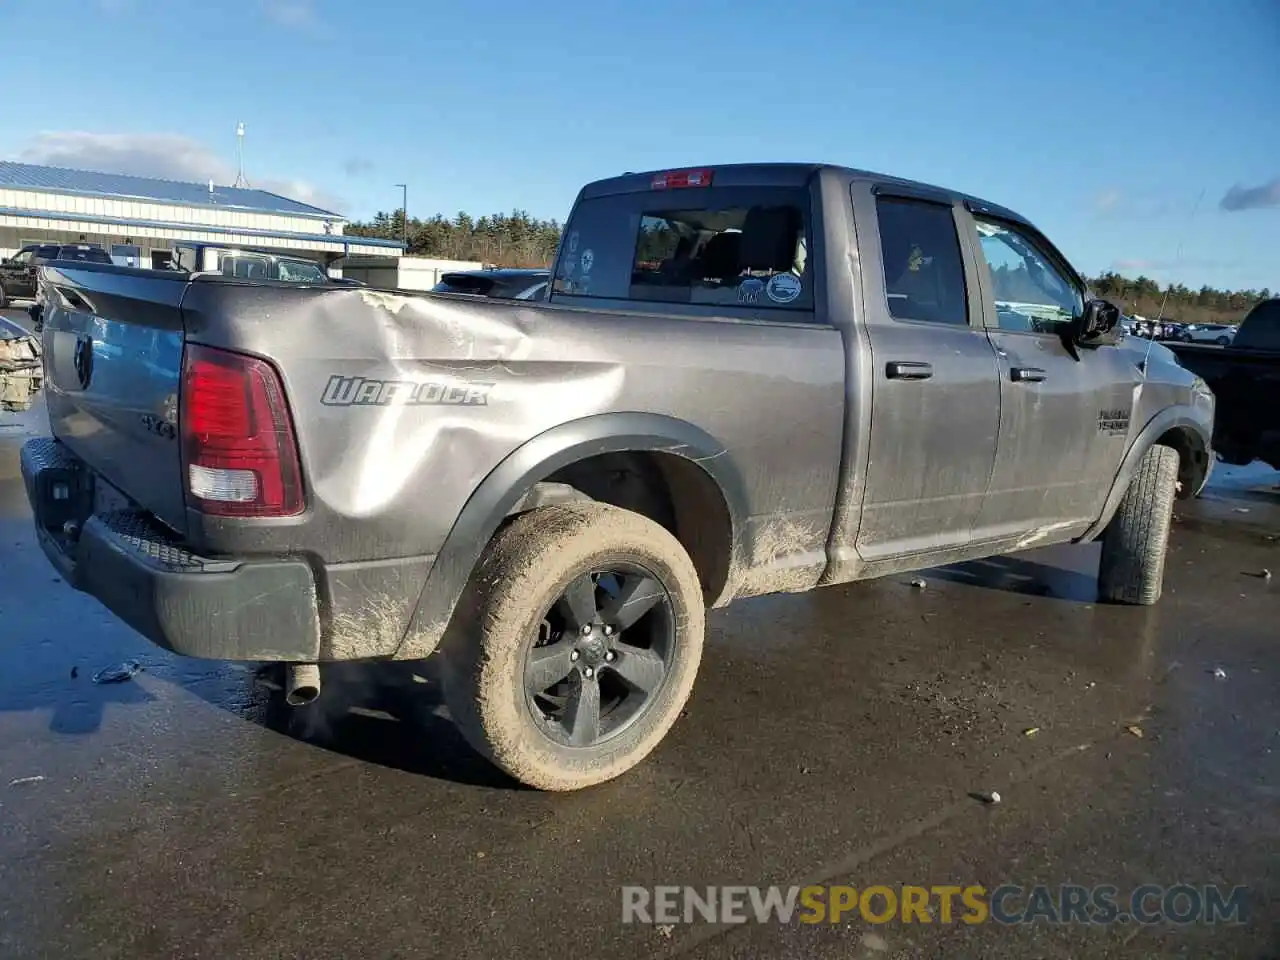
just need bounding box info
[394,183,407,249]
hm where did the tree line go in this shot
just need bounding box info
[346,209,562,268]
[347,209,1271,324]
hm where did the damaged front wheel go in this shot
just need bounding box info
[442,502,705,791]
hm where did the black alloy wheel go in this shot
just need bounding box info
[524,565,675,747]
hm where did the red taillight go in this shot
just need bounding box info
[651,168,714,190]
[180,344,304,518]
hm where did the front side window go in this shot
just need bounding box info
[552,184,813,314]
[875,197,969,326]
[974,218,1083,333]
[10,250,32,266]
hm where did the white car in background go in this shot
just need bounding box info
[1180,323,1236,345]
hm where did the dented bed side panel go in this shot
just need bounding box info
[178,281,847,651]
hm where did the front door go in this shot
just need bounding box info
[963,211,1139,540]
[852,188,1002,561]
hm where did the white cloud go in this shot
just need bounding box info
[14,131,347,214]
[261,0,325,33]
[1094,189,1122,214]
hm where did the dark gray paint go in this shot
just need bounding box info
[28,163,1214,663]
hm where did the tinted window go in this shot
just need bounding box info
[1235,299,1280,350]
[552,185,813,313]
[875,198,968,326]
[973,218,1082,333]
[433,273,500,296]
[60,246,112,263]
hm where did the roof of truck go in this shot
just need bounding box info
[581,162,1031,226]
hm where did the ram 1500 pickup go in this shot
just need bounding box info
[21,163,1215,790]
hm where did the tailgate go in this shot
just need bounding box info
[38,263,190,535]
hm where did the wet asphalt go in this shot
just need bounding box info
[0,307,1277,959]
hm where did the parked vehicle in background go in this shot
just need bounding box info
[21,162,1213,791]
[1180,323,1236,346]
[0,243,112,306]
[431,268,550,300]
[1166,298,1280,469]
[166,242,343,285]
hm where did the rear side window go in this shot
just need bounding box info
[552,185,813,313]
[875,197,968,326]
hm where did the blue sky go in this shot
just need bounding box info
[0,0,1276,290]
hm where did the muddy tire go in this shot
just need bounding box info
[1097,445,1180,605]
[441,501,705,791]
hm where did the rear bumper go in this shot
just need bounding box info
[21,437,321,661]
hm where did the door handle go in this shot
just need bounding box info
[886,361,933,381]
[1010,366,1047,383]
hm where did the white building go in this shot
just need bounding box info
[0,161,404,272]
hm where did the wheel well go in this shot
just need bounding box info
[523,451,734,604]
[1155,426,1208,498]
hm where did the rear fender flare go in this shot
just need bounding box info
[394,413,747,658]
[1079,406,1210,542]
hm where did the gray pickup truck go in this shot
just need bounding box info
[21,163,1214,790]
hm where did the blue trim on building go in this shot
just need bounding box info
[0,205,405,252]
[0,160,341,219]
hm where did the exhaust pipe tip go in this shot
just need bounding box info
[285,663,321,706]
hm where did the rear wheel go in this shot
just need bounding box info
[1097,445,1180,605]
[442,501,705,791]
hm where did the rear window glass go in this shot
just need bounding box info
[552,185,814,313]
[1235,299,1280,350]
[61,246,112,263]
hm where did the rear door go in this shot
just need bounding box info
[961,208,1138,538]
[850,184,1002,560]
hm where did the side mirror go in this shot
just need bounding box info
[1061,298,1123,358]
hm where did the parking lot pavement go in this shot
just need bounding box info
[0,389,1276,959]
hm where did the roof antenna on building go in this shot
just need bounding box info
[233,121,249,188]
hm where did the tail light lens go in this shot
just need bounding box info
[180,344,304,517]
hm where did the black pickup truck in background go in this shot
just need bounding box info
[1166,298,1280,470]
[0,243,112,307]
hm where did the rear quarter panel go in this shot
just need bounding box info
[181,282,846,573]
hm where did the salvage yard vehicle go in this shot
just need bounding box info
[20,163,1214,790]
[0,243,112,307]
[1167,298,1280,470]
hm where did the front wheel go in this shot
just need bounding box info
[0,283,8,309]
[1216,336,1230,346]
[1097,445,1180,605]
[442,501,705,791]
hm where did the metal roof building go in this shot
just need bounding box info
[0,161,403,271]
